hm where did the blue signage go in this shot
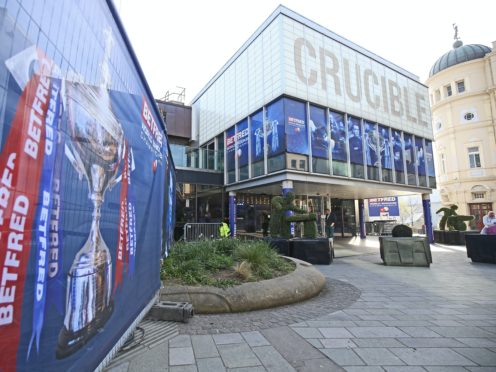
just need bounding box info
[364,121,378,167]
[392,129,404,173]
[250,111,264,162]
[0,2,174,370]
[415,137,426,176]
[266,99,285,156]
[425,140,436,177]
[237,119,249,167]
[285,98,308,155]
[404,133,415,174]
[379,125,392,169]
[368,197,400,217]
[348,116,363,164]
[329,111,347,162]
[310,105,328,159]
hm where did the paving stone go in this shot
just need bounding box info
[352,321,384,327]
[383,367,425,372]
[293,358,344,371]
[292,327,323,339]
[352,338,405,348]
[425,367,470,372]
[354,348,405,366]
[212,333,244,345]
[305,320,356,327]
[241,331,270,347]
[430,327,496,338]
[128,341,168,372]
[389,348,476,366]
[321,348,365,366]
[217,344,261,369]
[319,327,355,338]
[453,348,496,366]
[170,347,195,366]
[252,345,296,372]
[321,338,357,348]
[347,327,409,338]
[170,335,192,348]
[397,337,465,348]
[191,335,219,359]
[107,361,130,372]
[429,320,465,326]
[170,366,198,372]
[343,367,383,372]
[197,357,226,372]
[398,326,442,338]
[456,338,496,347]
[465,367,496,372]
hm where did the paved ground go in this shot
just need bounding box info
[107,237,496,371]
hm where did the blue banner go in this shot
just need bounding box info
[285,98,308,155]
[364,121,378,167]
[236,119,249,167]
[392,129,404,173]
[379,125,392,169]
[309,105,328,159]
[404,133,415,174]
[226,126,236,171]
[415,137,426,176]
[425,140,436,177]
[0,2,174,371]
[250,110,264,162]
[368,197,400,217]
[329,111,347,161]
[266,99,285,156]
[348,116,363,164]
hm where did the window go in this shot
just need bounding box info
[456,80,465,93]
[440,153,446,174]
[464,112,474,121]
[445,84,452,97]
[468,147,481,168]
[435,89,441,101]
[472,192,485,200]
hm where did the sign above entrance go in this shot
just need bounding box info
[368,197,400,217]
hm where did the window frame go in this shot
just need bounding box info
[445,84,452,97]
[468,147,481,169]
[456,80,465,93]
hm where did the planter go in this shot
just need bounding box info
[265,237,291,256]
[434,230,479,245]
[379,237,432,267]
[465,234,496,263]
[291,238,333,265]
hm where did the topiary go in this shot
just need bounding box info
[391,224,413,237]
[436,205,474,231]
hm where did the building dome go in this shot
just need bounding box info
[429,42,491,77]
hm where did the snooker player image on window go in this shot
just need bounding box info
[329,110,348,176]
[348,116,364,178]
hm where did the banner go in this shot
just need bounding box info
[425,140,435,177]
[378,125,392,169]
[368,197,400,217]
[250,110,264,163]
[415,137,426,176]
[309,105,328,159]
[265,98,285,156]
[236,119,249,167]
[392,129,404,173]
[404,133,415,174]
[348,116,363,164]
[0,3,174,371]
[285,98,308,155]
[226,126,236,171]
[364,121,378,167]
[329,111,347,162]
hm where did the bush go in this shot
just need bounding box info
[392,224,413,237]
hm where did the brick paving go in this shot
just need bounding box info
[107,239,496,371]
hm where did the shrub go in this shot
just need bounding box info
[392,224,413,237]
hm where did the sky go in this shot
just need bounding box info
[116,0,495,104]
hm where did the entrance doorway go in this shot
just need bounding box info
[331,199,357,237]
[468,203,493,230]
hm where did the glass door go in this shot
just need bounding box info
[469,203,493,230]
[331,199,357,237]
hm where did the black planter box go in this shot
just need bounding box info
[434,230,479,245]
[291,238,332,265]
[465,235,496,263]
[265,238,291,256]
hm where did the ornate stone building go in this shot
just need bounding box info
[426,36,496,229]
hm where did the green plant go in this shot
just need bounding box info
[269,193,317,238]
[233,261,252,280]
[392,224,413,237]
[436,205,474,231]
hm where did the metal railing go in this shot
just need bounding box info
[183,223,221,241]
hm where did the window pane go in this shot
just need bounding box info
[457,80,465,93]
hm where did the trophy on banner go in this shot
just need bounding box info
[57,29,125,358]
[56,81,124,359]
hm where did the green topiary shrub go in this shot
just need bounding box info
[392,224,413,237]
[436,205,474,231]
[269,193,317,238]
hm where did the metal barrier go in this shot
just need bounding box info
[183,223,221,241]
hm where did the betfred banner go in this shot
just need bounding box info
[266,98,285,156]
[285,98,308,155]
[368,197,400,217]
[226,126,236,171]
[250,110,264,163]
[0,2,174,371]
[236,119,249,167]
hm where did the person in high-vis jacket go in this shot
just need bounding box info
[219,218,231,238]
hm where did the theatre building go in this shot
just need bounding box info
[170,5,436,240]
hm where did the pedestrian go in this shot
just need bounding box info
[324,208,336,238]
[481,211,496,235]
[262,213,270,237]
[219,218,231,238]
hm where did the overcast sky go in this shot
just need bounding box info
[116,0,494,104]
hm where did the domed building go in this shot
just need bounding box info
[426,36,496,229]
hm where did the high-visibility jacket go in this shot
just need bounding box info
[219,222,230,238]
